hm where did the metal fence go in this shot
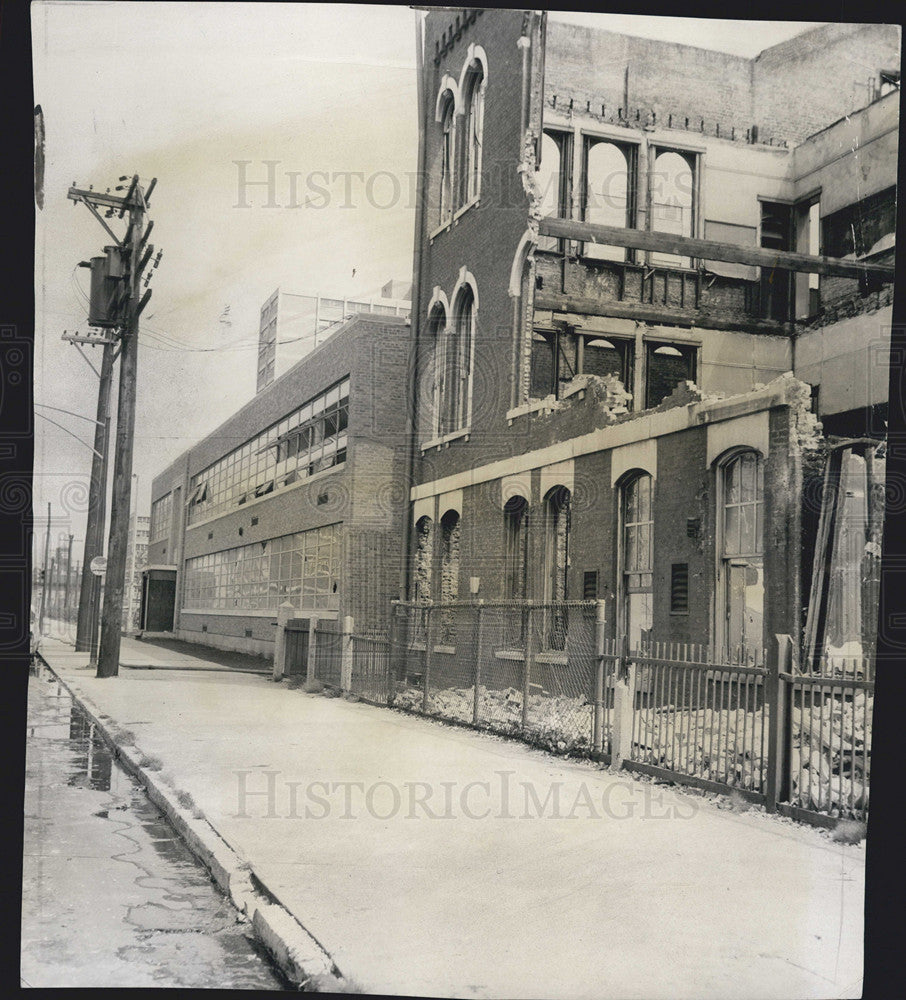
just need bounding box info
[390,601,605,756]
[350,633,393,706]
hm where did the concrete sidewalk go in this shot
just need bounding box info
[36,634,865,999]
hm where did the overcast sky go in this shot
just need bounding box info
[32,2,828,561]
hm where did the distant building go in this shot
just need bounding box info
[123,514,150,632]
[256,283,410,392]
[145,312,411,655]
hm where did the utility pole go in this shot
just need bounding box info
[68,174,158,678]
[75,343,115,651]
[38,502,51,636]
[64,533,74,624]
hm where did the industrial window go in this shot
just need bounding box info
[719,450,764,663]
[439,287,474,435]
[649,149,696,268]
[530,326,633,399]
[461,62,485,205]
[620,472,653,647]
[583,137,636,262]
[645,342,697,408]
[536,129,572,251]
[186,376,349,525]
[150,492,173,542]
[183,522,341,613]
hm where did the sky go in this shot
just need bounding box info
[32,2,829,563]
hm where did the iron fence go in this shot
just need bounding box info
[350,633,393,706]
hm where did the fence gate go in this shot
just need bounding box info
[284,619,309,677]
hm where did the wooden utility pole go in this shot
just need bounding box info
[38,502,51,635]
[75,343,115,650]
[68,174,157,678]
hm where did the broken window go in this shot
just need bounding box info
[530,326,633,399]
[620,473,653,648]
[537,129,572,251]
[583,137,635,262]
[719,450,764,663]
[439,510,461,644]
[794,196,821,319]
[423,304,446,439]
[503,495,529,601]
[645,342,697,408]
[649,149,696,268]
[759,201,793,321]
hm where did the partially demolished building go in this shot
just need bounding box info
[407,11,898,666]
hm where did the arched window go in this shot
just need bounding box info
[438,94,456,226]
[620,473,653,647]
[503,495,528,601]
[423,303,446,438]
[439,510,461,645]
[542,486,570,649]
[583,138,634,262]
[413,515,434,604]
[441,286,474,434]
[719,450,764,662]
[461,63,485,205]
[650,149,695,267]
[537,130,571,251]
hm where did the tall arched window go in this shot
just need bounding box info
[441,286,474,434]
[461,63,484,205]
[620,473,653,648]
[413,514,434,645]
[650,149,695,267]
[584,138,634,262]
[543,486,570,649]
[719,450,764,662]
[503,495,528,601]
[439,510,461,644]
[424,303,446,438]
[438,93,456,226]
[537,130,571,252]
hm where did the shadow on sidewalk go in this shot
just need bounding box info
[134,635,272,675]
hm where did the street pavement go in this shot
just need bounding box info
[37,632,865,999]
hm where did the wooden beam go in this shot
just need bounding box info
[538,218,896,281]
[66,186,136,211]
[533,291,794,336]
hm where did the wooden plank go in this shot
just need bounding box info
[538,217,897,280]
[533,291,793,336]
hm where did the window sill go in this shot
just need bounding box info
[453,194,480,222]
[506,379,590,423]
[420,427,471,453]
[429,218,453,241]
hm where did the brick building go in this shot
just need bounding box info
[404,10,897,663]
[144,313,411,656]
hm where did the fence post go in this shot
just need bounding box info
[522,605,535,731]
[272,601,294,681]
[593,599,606,753]
[422,604,434,713]
[610,633,633,771]
[340,615,354,692]
[306,616,319,685]
[766,633,793,812]
[472,601,484,726]
[389,601,405,685]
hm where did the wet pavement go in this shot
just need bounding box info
[20,661,288,989]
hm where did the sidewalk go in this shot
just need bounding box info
[36,633,865,999]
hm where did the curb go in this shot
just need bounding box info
[36,655,351,992]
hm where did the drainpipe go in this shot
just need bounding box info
[400,9,429,605]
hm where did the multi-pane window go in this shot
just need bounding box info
[720,451,764,661]
[183,523,341,612]
[150,492,173,542]
[621,473,653,647]
[438,289,474,435]
[187,377,349,525]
